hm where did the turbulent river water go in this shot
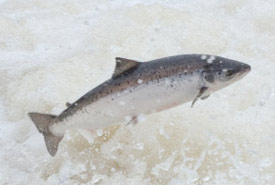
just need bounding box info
[0,0,275,184]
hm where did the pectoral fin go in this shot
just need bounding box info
[191,86,208,107]
[201,94,210,100]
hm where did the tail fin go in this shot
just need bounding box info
[28,112,63,156]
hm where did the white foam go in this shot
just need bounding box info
[1,0,275,184]
[96,129,103,137]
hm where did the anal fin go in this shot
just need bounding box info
[66,102,72,107]
[126,116,138,126]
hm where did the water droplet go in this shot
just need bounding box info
[137,79,143,84]
[203,176,210,182]
[137,114,146,122]
[96,129,103,137]
[119,101,126,105]
[207,56,215,63]
[201,55,207,60]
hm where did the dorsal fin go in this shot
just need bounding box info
[112,57,140,78]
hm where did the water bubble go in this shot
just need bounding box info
[260,157,273,168]
[96,129,103,137]
[203,176,210,182]
[135,143,144,150]
[119,101,126,105]
[137,79,143,84]
[137,114,146,122]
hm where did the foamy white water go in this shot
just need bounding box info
[0,0,275,184]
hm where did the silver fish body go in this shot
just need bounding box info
[28,54,251,156]
[51,71,201,135]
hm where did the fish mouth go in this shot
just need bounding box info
[235,63,251,78]
[242,63,251,73]
[239,63,251,74]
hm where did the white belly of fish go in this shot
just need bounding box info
[50,74,202,136]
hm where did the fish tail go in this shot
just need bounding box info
[28,112,63,156]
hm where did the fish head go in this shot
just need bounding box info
[201,56,251,91]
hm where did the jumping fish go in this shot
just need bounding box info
[28,54,251,156]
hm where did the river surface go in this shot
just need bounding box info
[0,0,275,184]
